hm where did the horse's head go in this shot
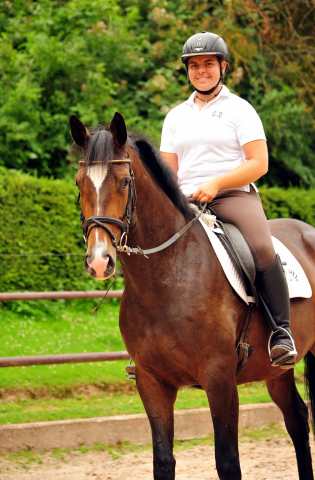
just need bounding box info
[70,112,135,280]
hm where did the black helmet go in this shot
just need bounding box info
[181,31,229,64]
[181,32,229,90]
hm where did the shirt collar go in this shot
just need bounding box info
[185,85,230,106]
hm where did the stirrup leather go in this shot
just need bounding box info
[268,327,297,367]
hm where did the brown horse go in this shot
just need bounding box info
[70,112,315,480]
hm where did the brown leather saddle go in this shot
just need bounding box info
[214,219,258,305]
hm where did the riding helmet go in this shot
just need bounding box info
[181,31,229,81]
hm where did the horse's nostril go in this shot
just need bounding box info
[105,254,115,272]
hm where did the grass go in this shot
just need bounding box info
[0,299,306,424]
[1,297,125,389]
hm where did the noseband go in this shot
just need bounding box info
[79,156,136,249]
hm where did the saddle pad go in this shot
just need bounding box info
[199,218,312,305]
[271,236,312,299]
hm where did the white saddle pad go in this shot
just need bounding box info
[199,218,312,305]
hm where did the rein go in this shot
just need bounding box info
[78,157,205,258]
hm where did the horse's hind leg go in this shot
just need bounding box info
[266,369,314,480]
[136,369,177,480]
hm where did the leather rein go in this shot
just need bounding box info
[78,157,205,258]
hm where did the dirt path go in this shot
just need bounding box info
[0,436,305,479]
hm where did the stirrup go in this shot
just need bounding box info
[126,359,136,380]
[268,327,297,368]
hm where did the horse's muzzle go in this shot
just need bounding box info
[85,247,116,280]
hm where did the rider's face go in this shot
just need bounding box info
[188,55,226,92]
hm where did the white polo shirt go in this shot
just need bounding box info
[160,85,266,196]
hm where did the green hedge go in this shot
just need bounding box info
[0,167,315,293]
[260,185,315,226]
[0,167,95,293]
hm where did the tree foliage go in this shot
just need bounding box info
[0,0,314,185]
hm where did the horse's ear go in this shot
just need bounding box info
[69,115,89,148]
[110,112,127,147]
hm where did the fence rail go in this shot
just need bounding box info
[0,351,130,368]
[0,290,124,301]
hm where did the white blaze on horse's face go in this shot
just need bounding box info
[86,164,108,216]
[84,164,115,280]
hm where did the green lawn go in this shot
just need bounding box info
[0,299,306,424]
[1,298,125,389]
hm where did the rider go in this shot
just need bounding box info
[160,31,297,369]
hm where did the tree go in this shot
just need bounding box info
[1,0,314,186]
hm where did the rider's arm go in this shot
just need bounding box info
[192,139,268,203]
[217,139,268,188]
[161,152,179,174]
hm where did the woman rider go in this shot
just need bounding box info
[160,31,297,369]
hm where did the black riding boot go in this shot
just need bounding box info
[256,254,297,369]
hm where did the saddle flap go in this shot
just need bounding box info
[216,221,258,304]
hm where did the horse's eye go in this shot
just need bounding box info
[122,177,131,189]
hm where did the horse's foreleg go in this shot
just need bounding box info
[266,370,314,480]
[203,364,241,480]
[136,368,178,480]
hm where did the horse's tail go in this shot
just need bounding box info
[304,351,315,437]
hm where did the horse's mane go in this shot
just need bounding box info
[72,127,194,220]
[130,134,194,220]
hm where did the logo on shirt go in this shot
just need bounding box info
[212,111,223,118]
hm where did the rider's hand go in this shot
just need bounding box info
[192,178,220,203]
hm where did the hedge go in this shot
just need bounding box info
[260,186,315,226]
[0,167,94,293]
[0,167,315,293]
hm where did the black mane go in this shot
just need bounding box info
[76,127,194,220]
[131,135,194,220]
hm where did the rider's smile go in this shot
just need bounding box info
[188,55,223,91]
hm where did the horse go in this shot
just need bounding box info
[70,111,315,480]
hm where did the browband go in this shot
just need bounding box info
[78,159,131,165]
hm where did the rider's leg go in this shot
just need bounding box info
[255,254,297,368]
[209,186,297,368]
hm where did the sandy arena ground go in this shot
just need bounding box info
[0,436,309,479]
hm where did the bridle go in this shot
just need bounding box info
[79,155,136,250]
[78,154,206,258]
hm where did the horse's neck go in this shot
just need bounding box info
[119,154,187,275]
[134,156,186,241]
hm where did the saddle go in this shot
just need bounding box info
[190,203,258,304]
[215,220,258,304]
